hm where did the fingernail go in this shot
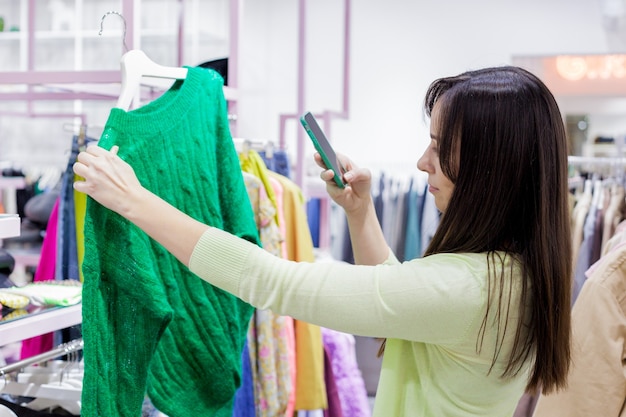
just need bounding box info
[343,172,353,181]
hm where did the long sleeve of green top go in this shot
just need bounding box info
[81,67,259,417]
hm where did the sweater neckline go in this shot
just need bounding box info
[106,66,203,137]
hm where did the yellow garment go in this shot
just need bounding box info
[1,308,28,321]
[239,150,280,226]
[2,281,82,306]
[74,173,87,282]
[269,172,327,410]
[0,291,29,309]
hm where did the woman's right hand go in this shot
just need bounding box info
[73,145,146,218]
[314,152,373,215]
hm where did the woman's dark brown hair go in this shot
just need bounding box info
[422,66,571,394]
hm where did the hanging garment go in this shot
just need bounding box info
[571,183,593,270]
[232,342,256,417]
[602,183,625,253]
[533,240,626,417]
[268,172,328,410]
[239,149,280,226]
[321,328,372,417]
[258,149,291,179]
[241,171,292,417]
[572,183,602,304]
[81,67,259,417]
[19,198,60,359]
[56,134,88,282]
[322,347,344,417]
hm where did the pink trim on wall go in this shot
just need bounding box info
[278,0,351,250]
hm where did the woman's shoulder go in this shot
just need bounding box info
[418,251,518,268]
[405,251,522,290]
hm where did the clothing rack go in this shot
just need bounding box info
[568,155,626,178]
[0,338,83,376]
[233,137,277,155]
[568,155,626,166]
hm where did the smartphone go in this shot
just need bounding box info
[300,112,347,188]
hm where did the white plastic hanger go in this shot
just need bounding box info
[116,49,188,111]
[1,360,83,415]
[0,405,17,417]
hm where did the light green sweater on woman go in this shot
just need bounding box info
[189,227,531,417]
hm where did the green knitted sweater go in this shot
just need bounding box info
[81,67,259,417]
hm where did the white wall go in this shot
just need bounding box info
[1,0,623,180]
[237,0,619,178]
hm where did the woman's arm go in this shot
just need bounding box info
[73,145,391,269]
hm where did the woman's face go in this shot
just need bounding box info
[417,103,455,212]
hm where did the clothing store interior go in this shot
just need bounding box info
[1,0,625,416]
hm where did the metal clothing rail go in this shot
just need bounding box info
[568,155,626,166]
[0,338,83,376]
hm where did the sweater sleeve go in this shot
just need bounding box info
[189,227,487,345]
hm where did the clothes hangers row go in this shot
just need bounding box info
[0,338,83,376]
[232,138,279,156]
[0,338,84,414]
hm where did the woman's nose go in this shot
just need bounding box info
[417,151,430,173]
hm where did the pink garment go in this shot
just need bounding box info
[284,316,297,417]
[20,198,59,359]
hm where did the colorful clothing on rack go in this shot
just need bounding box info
[242,171,292,417]
[239,149,280,226]
[81,67,259,417]
[269,172,328,410]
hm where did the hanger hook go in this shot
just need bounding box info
[99,10,129,52]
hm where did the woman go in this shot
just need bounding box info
[73,65,571,416]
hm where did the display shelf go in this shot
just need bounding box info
[0,303,82,346]
[0,33,22,41]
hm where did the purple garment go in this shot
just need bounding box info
[324,347,344,417]
[321,328,372,417]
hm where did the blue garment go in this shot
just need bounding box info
[56,134,78,281]
[56,134,96,282]
[404,180,423,261]
[258,150,291,178]
[307,198,321,248]
[232,343,256,417]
